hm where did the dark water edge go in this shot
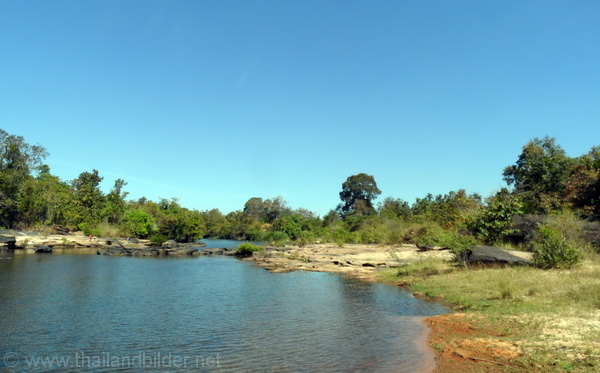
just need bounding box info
[0,249,448,372]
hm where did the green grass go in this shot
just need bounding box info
[406,262,600,314]
[378,253,600,371]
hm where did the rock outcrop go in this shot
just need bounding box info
[34,245,53,253]
[466,246,532,266]
[0,235,16,250]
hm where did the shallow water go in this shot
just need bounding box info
[0,250,448,372]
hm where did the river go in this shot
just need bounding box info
[0,240,448,372]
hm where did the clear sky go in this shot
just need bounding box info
[1,1,599,216]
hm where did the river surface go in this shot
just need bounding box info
[0,240,448,372]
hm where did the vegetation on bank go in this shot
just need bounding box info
[1,129,599,263]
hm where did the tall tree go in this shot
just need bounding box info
[337,173,381,217]
[71,169,104,225]
[503,137,574,213]
[0,129,47,227]
[103,179,128,224]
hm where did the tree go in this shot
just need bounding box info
[201,208,227,237]
[17,171,77,227]
[153,198,205,242]
[102,179,128,224]
[337,173,381,218]
[467,188,523,244]
[503,137,574,213]
[242,196,290,223]
[563,147,600,219]
[0,129,47,227]
[379,197,411,220]
[411,190,481,227]
[71,169,105,225]
[122,208,157,238]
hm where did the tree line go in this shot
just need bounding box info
[1,129,599,252]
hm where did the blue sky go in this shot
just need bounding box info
[1,1,599,215]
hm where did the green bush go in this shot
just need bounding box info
[262,231,289,246]
[406,223,478,263]
[235,243,263,257]
[532,225,583,269]
[77,222,102,237]
[149,233,168,246]
[122,209,157,238]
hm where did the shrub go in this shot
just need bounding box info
[235,243,263,257]
[122,209,157,238]
[262,231,289,246]
[149,233,168,246]
[407,224,478,263]
[532,225,583,269]
[77,222,102,237]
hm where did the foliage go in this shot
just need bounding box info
[77,222,102,237]
[149,233,168,246]
[242,196,289,223]
[378,197,411,220]
[467,188,523,243]
[71,169,104,225]
[563,147,600,219]
[414,227,477,262]
[337,173,381,218]
[503,137,574,213]
[262,231,290,245]
[153,198,205,242]
[122,209,157,238]
[201,208,228,237]
[235,243,263,257]
[532,225,583,269]
[102,179,128,224]
[411,189,482,228]
[17,172,77,227]
[0,129,47,227]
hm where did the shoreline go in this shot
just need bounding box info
[245,243,535,372]
[244,243,463,372]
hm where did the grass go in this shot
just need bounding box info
[379,251,600,371]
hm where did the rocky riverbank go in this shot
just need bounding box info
[244,243,453,281]
[0,229,209,256]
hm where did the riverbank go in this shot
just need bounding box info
[247,243,600,372]
[0,229,210,256]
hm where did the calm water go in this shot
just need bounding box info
[0,244,448,372]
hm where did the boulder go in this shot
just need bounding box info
[466,246,532,266]
[35,245,53,253]
[53,225,70,235]
[97,246,159,256]
[0,235,16,250]
[505,215,546,244]
[163,247,199,256]
[161,240,179,249]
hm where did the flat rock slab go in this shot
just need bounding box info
[468,246,532,266]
